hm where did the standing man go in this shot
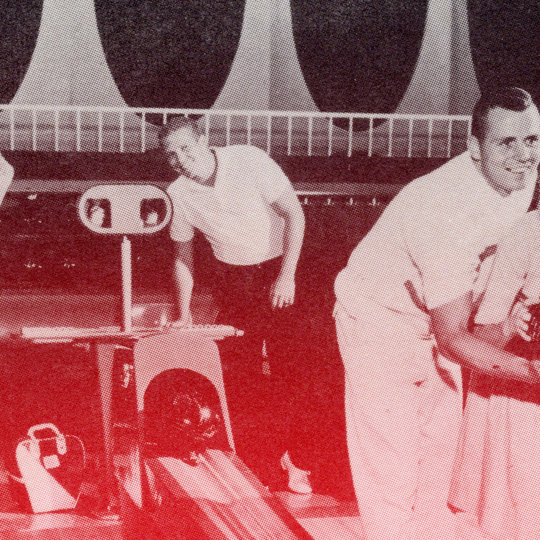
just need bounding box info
[333,87,540,540]
[160,117,310,489]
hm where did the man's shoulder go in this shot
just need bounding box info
[217,144,269,157]
[167,174,187,189]
[216,145,285,186]
[388,152,479,224]
[415,151,472,183]
[166,175,189,198]
[399,152,476,198]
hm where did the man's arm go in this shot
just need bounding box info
[430,292,540,384]
[270,188,305,309]
[0,153,14,204]
[172,240,194,326]
[474,299,531,347]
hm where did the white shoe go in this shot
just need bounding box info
[280,451,312,494]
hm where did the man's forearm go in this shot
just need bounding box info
[174,260,194,320]
[473,322,513,350]
[431,293,539,385]
[440,330,537,384]
[279,211,305,278]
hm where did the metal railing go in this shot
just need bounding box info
[0,104,472,158]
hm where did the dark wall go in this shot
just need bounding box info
[0,152,448,294]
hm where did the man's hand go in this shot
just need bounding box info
[270,273,295,309]
[502,300,532,341]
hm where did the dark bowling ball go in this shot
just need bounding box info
[143,368,228,465]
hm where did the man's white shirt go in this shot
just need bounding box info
[168,145,291,266]
[334,151,536,334]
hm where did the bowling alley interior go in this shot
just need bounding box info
[0,0,536,538]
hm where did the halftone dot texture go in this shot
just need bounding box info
[4,0,540,537]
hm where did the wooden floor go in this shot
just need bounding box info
[0,467,360,539]
[0,477,122,539]
[0,514,121,540]
[0,419,358,539]
[0,293,358,538]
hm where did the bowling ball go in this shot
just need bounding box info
[144,369,227,465]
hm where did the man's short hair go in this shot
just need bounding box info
[471,87,534,140]
[158,116,204,145]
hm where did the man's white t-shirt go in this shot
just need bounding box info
[334,151,536,334]
[167,145,291,266]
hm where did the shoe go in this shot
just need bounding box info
[280,451,312,494]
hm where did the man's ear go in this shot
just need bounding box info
[468,135,481,161]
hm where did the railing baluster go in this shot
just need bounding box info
[119,110,125,152]
[447,119,453,158]
[427,118,433,158]
[267,115,271,154]
[9,108,14,150]
[348,116,353,157]
[368,117,374,157]
[388,118,393,157]
[54,110,59,152]
[32,109,37,151]
[98,111,103,152]
[287,116,292,156]
[307,116,312,156]
[141,112,146,152]
[408,118,413,158]
[76,109,81,151]
[328,117,333,156]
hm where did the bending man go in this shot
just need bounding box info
[334,87,540,540]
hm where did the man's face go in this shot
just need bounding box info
[161,127,213,183]
[470,105,540,196]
